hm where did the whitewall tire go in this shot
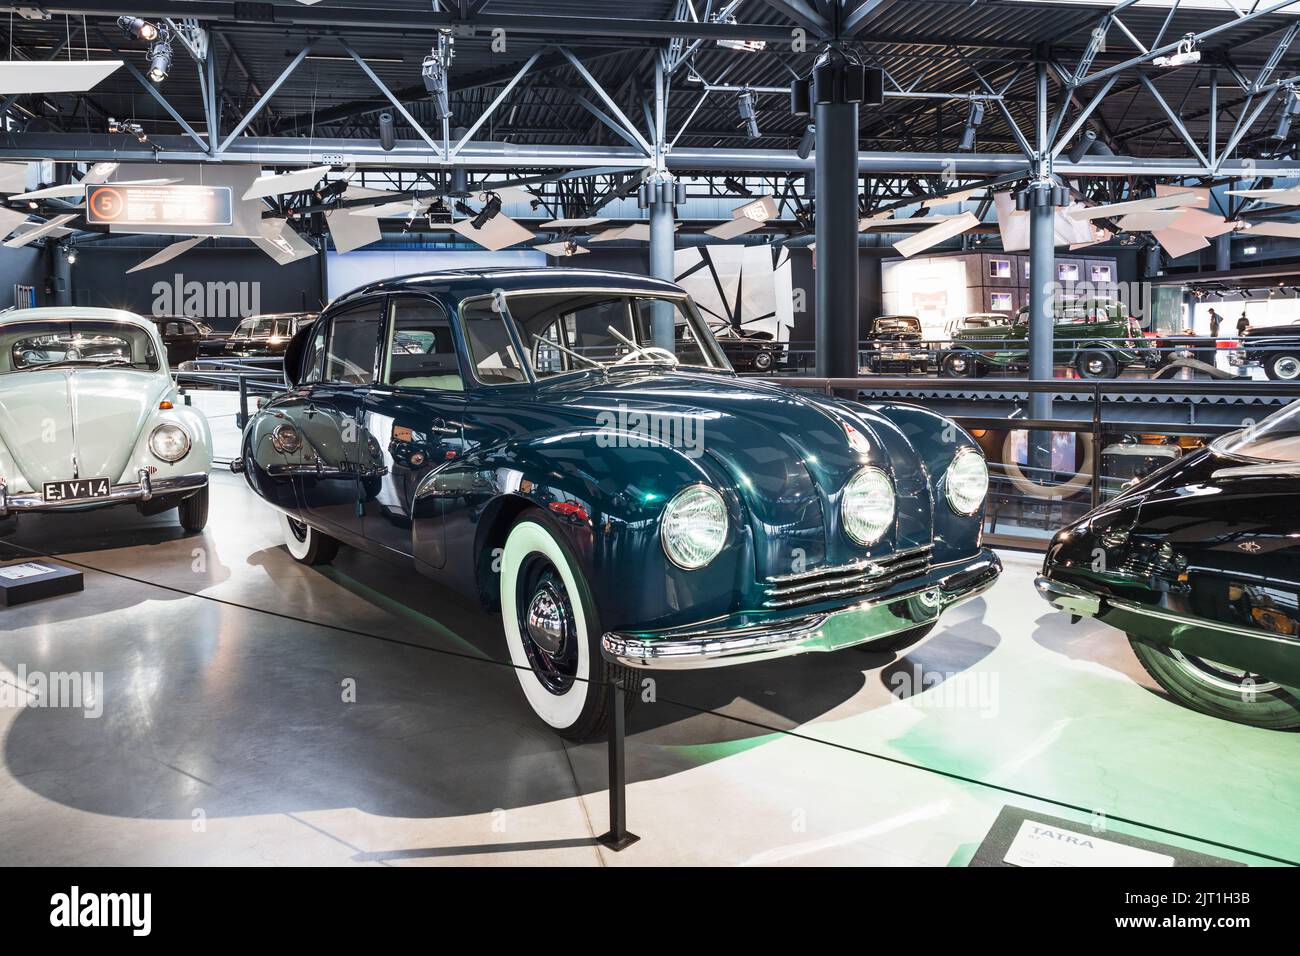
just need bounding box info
[500,514,630,740]
[279,511,339,566]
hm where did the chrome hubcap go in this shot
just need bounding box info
[1087,359,1104,374]
[1169,649,1281,695]
[1275,357,1300,379]
[526,583,567,656]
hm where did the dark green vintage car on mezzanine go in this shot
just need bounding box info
[235,269,1000,739]
[941,298,1156,379]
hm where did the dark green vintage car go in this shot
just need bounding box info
[941,299,1155,379]
[236,269,1000,738]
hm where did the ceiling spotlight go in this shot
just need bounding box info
[737,89,760,139]
[454,199,476,218]
[797,124,816,160]
[1153,33,1200,68]
[313,178,348,203]
[422,33,454,122]
[471,193,502,230]
[147,33,173,83]
[957,99,986,152]
[62,243,77,264]
[1270,88,1300,141]
[117,16,158,42]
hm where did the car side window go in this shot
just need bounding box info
[385,298,463,391]
[325,302,385,385]
[462,299,527,385]
[300,320,328,384]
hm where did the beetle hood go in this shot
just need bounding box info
[545,370,935,574]
[0,367,171,488]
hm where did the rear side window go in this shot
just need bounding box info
[300,321,328,384]
[325,302,385,385]
[385,298,463,391]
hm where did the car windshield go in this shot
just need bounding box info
[3,320,161,372]
[1213,400,1300,464]
[463,290,729,382]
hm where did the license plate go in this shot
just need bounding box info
[886,352,915,361]
[42,478,112,502]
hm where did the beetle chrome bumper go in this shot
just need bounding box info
[602,550,1001,669]
[0,471,208,517]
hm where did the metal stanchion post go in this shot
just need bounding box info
[236,375,248,430]
[597,675,639,851]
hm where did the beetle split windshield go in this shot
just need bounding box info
[3,320,161,373]
[1213,400,1300,464]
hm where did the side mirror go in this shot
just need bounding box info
[282,324,315,388]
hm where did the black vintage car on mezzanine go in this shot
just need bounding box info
[1037,400,1300,729]
[235,268,999,740]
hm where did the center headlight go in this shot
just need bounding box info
[841,466,895,546]
[945,447,989,515]
[149,423,191,462]
[661,484,728,570]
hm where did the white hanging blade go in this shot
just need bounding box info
[80,162,120,185]
[4,213,76,247]
[859,210,894,230]
[450,212,535,251]
[1116,210,1184,231]
[1168,208,1236,238]
[1226,186,1300,205]
[0,60,122,94]
[0,207,29,239]
[325,207,381,253]
[479,186,536,205]
[922,187,986,208]
[1069,191,1199,221]
[252,219,317,264]
[731,195,778,221]
[893,212,981,258]
[534,241,589,256]
[348,199,429,218]
[243,165,332,200]
[615,223,652,242]
[1155,184,1209,208]
[342,186,399,201]
[1151,227,1210,259]
[706,217,763,239]
[541,216,607,229]
[1238,220,1300,239]
[126,236,206,274]
[0,162,29,194]
[10,177,180,201]
[588,226,628,242]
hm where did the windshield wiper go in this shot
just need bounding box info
[532,335,607,378]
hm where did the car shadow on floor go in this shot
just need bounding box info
[0,543,1001,830]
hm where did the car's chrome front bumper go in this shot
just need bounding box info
[1033,574,1103,617]
[0,471,208,517]
[602,550,1001,669]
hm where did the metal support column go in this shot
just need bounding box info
[648,183,676,351]
[813,48,863,388]
[1028,63,1055,428]
[596,676,639,851]
[1215,233,1231,272]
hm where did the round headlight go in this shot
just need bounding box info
[149,423,191,463]
[945,447,989,516]
[660,484,728,570]
[842,466,895,546]
[270,423,303,455]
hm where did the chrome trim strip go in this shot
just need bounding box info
[0,473,207,515]
[602,551,1000,669]
[763,544,931,584]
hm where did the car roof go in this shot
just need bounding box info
[0,307,155,331]
[331,267,682,309]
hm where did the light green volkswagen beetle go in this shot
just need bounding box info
[0,307,212,531]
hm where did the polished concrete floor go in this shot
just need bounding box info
[1,468,1297,866]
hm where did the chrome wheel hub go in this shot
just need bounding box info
[1276,357,1300,380]
[526,583,568,656]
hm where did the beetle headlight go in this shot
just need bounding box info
[149,423,191,463]
[945,447,989,515]
[270,423,303,455]
[841,466,895,546]
[661,484,728,570]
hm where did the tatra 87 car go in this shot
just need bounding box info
[1037,401,1300,729]
[236,269,1000,739]
[0,307,211,531]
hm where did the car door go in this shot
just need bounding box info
[296,297,388,542]
[361,294,467,567]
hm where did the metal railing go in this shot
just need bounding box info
[777,375,1300,552]
[175,357,287,429]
